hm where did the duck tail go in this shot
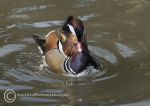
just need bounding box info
[32,34,45,55]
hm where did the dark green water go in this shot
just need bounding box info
[0,0,150,106]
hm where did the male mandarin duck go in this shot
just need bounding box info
[32,16,101,75]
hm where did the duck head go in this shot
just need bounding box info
[60,16,87,57]
[62,16,85,41]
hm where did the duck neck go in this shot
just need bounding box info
[69,42,90,74]
[76,42,83,52]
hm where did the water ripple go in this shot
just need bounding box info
[6,20,64,29]
[88,46,118,64]
[0,44,26,57]
[118,100,150,106]
[26,20,64,28]
[92,74,118,82]
[76,0,96,7]
[116,42,137,58]
[8,14,30,20]
[0,85,33,90]
[5,68,62,83]
[78,14,95,21]
[11,4,55,14]
[19,97,58,102]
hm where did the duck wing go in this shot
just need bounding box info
[32,34,45,55]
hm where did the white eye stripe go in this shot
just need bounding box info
[67,24,76,36]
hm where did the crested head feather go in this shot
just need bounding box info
[62,16,84,41]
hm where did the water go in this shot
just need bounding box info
[0,0,150,105]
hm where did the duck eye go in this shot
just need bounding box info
[73,35,76,39]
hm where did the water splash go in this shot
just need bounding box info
[64,66,102,77]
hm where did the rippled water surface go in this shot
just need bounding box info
[0,0,150,106]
